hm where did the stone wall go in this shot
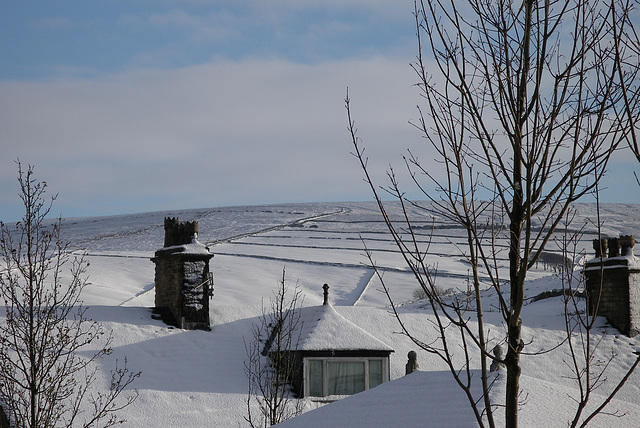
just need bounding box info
[151,218,213,330]
[154,255,184,310]
[0,404,9,428]
[181,260,211,330]
[583,235,640,337]
[630,270,640,337]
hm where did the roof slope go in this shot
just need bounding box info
[293,303,393,352]
[274,370,480,427]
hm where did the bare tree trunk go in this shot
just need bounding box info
[506,221,523,428]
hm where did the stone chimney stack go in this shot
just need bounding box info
[151,217,214,330]
[621,235,635,257]
[583,235,640,337]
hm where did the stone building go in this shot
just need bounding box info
[0,404,9,428]
[151,218,214,330]
[583,235,640,337]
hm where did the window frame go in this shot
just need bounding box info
[303,357,388,398]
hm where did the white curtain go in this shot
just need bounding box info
[308,360,324,397]
[369,359,383,388]
[328,361,365,395]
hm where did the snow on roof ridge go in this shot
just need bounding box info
[156,238,213,256]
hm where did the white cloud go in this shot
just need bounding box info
[2,54,638,222]
[0,56,422,221]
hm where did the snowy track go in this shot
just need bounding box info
[204,207,348,245]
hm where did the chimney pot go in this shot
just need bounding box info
[593,238,608,258]
[620,235,635,256]
[322,284,330,305]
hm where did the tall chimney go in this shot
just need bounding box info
[584,234,639,337]
[152,217,213,330]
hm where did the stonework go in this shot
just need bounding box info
[0,404,9,428]
[405,350,419,375]
[583,235,640,337]
[489,345,505,372]
[151,217,214,330]
[163,217,199,247]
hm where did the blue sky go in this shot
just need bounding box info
[1,1,639,222]
[1,1,411,78]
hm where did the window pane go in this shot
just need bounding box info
[369,360,383,389]
[308,360,324,397]
[328,361,365,395]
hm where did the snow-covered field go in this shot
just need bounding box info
[4,201,640,427]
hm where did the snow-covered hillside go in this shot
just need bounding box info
[4,201,640,427]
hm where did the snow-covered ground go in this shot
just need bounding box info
[3,201,640,427]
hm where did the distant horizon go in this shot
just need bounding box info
[0,197,373,224]
[4,197,640,225]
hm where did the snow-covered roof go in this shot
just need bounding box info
[154,238,213,257]
[173,240,213,256]
[293,303,393,352]
[583,255,640,272]
[274,370,480,427]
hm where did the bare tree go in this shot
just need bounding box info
[244,268,304,427]
[0,162,140,428]
[347,0,640,427]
